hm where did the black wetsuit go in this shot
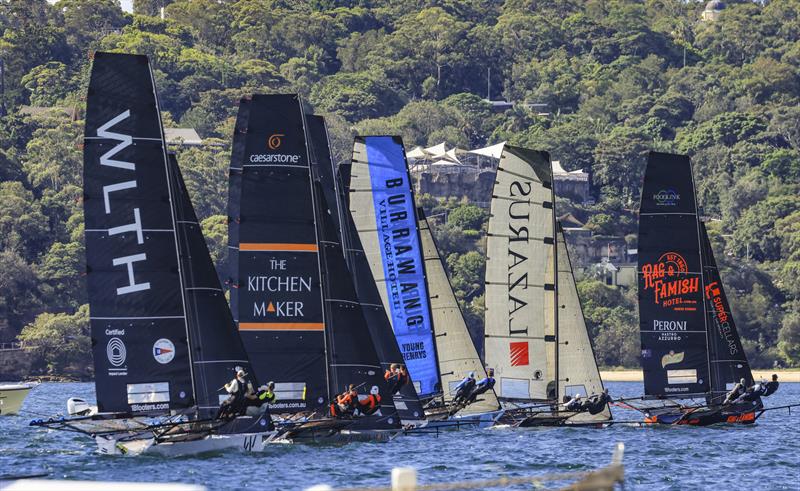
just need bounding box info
[762,380,779,397]
[467,377,495,403]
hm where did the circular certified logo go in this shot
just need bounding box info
[106,338,126,367]
[153,338,175,364]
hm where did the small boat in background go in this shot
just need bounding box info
[0,381,37,415]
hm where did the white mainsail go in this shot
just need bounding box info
[485,146,557,401]
[418,213,500,415]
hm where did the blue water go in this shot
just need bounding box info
[1,382,798,489]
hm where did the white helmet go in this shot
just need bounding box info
[370,385,380,395]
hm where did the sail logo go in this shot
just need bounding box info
[653,189,680,206]
[705,281,738,355]
[653,320,687,331]
[661,350,684,368]
[267,133,284,150]
[248,132,301,165]
[641,252,699,310]
[509,341,529,366]
[106,337,126,367]
[153,338,175,364]
[96,110,151,296]
[507,180,532,337]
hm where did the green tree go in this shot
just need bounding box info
[18,304,91,377]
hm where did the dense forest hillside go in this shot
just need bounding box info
[0,0,798,377]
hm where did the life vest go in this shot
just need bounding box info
[338,392,356,408]
[359,394,381,414]
[384,370,394,382]
[259,390,275,402]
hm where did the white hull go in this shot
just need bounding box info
[0,383,35,416]
[425,409,505,429]
[96,430,278,456]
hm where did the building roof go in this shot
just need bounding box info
[468,141,506,159]
[164,128,202,145]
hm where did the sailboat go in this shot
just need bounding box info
[226,95,401,442]
[483,145,611,426]
[309,118,427,428]
[348,136,501,427]
[631,151,762,425]
[31,52,276,456]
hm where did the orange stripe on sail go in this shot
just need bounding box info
[239,322,325,331]
[239,243,318,252]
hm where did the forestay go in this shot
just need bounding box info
[83,52,193,414]
[485,146,556,402]
[418,210,500,415]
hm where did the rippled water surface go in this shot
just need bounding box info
[1,382,798,489]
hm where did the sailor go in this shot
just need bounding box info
[217,369,255,418]
[723,378,747,405]
[453,372,477,404]
[466,368,496,404]
[385,363,408,394]
[256,381,277,404]
[356,386,382,416]
[334,384,358,417]
[564,393,583,411]
[584,388,611,414]
[762,374,779,397]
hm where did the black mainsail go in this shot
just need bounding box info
[308,116,424,424]
[168,154,256,419]
[227,94,328,414]
[638,152,710,398]
[84,52,193,414]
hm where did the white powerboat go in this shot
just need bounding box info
[0,382,37,415]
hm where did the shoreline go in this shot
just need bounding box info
[601,369,800,383]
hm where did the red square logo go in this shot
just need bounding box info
[510,342,529,366]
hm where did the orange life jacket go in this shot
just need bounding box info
[359,394,380,410]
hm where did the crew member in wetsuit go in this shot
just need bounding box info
[466,368,496,404]
[762,374,779,396]
[723,378,747,405]
[256,381,277,404]
[584,388,611,414]
[334,384,358,417]
[357,386,381,416]
[385,364,409,394]
[564,393,583,411]
[453,372,476,404]
[217,369,255,418]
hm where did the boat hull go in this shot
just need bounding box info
[643,405,757,426]
[423,409,504,430]
[0,384,34,416]
[97,431,276,456]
